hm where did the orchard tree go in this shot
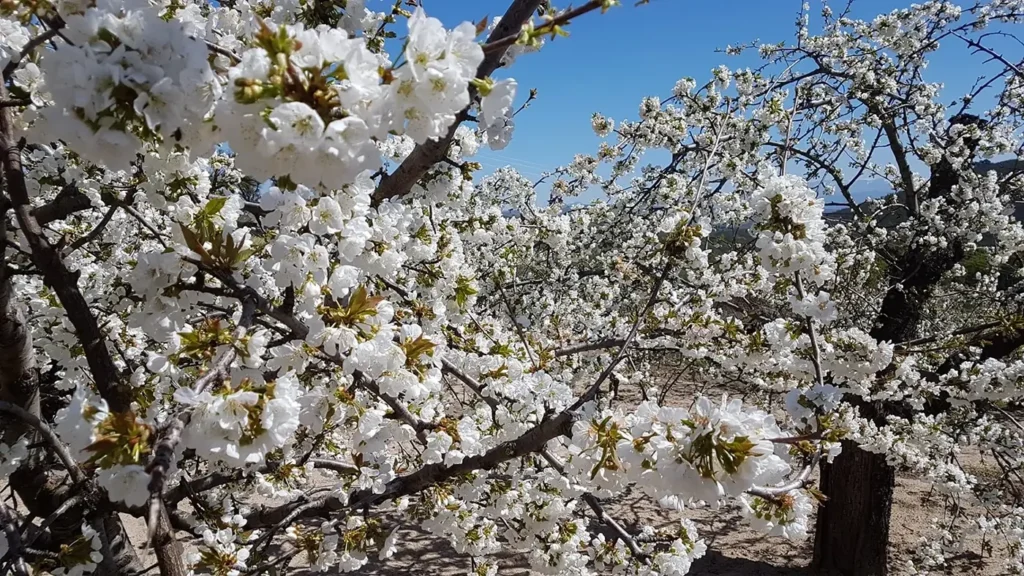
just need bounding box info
[0,0,1022,576]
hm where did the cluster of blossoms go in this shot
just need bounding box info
[35,0,221,170]
[51,524,105,576]
[175,370,302,466]
[565,396,802,510]
[188,528,254,576]
[750,174,834,285]
[1,0,1024,575]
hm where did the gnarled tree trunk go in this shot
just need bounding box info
[812,114,983,575]
[813,420,894,575]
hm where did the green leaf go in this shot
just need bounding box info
[179,223,212,262]
[202,196,229,218]
[235,248,257,264]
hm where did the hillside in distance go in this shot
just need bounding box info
[825,158,1023,223]
[705,158,1022,245]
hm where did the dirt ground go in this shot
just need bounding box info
[13,368,1008,575]
[115,467,994,576]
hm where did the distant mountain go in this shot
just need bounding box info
[503,159,1022,239]
[825,158,1022,225]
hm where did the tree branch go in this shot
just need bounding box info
[539,450,648,562]
[146,295,258,543]
[370,0,545,205]
[0,502,30,576]
[29,184,94,225]
[552,338,626,358]
[867,101,917,215]
[0,89,132,411]
[0,401,83,483]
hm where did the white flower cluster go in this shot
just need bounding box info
[750,175,834,285]
[35,0,220,171]
[188,528,253,576]
[214,7,490,190]
[54,386,110,460]
[96,464,152,508]
[175,371,301,466]
[51,523,104,576]
[216,24,385,189]
[565,396,799,519]
[479,78,518,150]
[641,520,708,576]
[740,489,815,540]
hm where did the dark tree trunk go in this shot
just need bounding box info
[812,243,957,576]
[813,440,895,575]
[812,114,985,575]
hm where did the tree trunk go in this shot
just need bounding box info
[812,116,984,574]
[813,440,895,575]
[1,130,143,576]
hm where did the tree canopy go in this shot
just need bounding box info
[0,1,1023,575]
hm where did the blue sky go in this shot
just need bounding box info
[381,0,1017,201]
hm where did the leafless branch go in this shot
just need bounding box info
[0,400,83,483]
[0,90,132,411]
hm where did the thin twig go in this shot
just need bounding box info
[480,0,607,54]
[746,451,821,499]
[0,401,83,483]
[64,203,121,257]
[572,260,672,410]
[205,40,241,64]
[0,503,30,576]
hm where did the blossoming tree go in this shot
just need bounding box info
[0,0,1022,575]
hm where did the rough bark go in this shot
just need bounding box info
[812,115,984,575]
[0,92,141,575]
[813,434,895,575]
[0,261,37,444]
[151,506,188,576]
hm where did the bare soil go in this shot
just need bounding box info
[13,369,1006,575]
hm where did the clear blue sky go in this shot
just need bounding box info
[385,0,1016,197]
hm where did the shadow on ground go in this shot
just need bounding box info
[690,550,814,576]
[280,523,816,576]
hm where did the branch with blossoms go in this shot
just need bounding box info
[0,1,1023,575]
[0,401,84,483]
[0,88,132,412]
[370,0,545,206]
